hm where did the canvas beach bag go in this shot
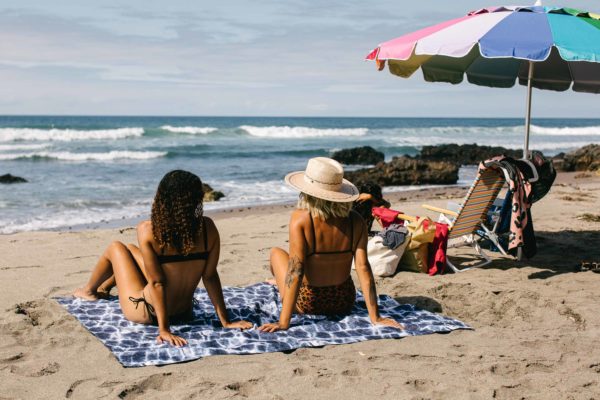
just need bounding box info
[365,232,411,277]
[398,217,436,273]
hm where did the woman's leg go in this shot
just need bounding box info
[269,247,290,299]
[74,241,122,300]
[96,243,146,296]
[96,276,116,297]
[126,243,147,278]
[74,241,152,323]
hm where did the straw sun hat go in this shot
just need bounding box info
[284,157,359,203]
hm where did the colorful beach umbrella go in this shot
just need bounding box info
[366,2,600,158]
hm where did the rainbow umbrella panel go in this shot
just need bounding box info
[366,4,600,156]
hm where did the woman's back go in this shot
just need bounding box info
[144,217,216,315]
[299,210,361,287]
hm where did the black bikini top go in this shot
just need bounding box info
[157,220,210,264]
[307,212,354,257]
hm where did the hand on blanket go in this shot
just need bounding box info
[373,317,404,330]
[257,322,288,333]
[157,330,188,347]
[223,320,253,331]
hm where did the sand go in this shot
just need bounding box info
[1,172,600,399]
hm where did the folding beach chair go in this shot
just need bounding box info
[399,166,508,273]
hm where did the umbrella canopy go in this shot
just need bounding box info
[366,5,600,93]
[366,4,600,158]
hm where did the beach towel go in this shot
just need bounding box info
[56,283,470,367]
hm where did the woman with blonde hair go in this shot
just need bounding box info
[258,157,403,332]
[74,170,252,346]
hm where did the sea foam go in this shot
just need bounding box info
[0,150,167,161]
[160,125,218,134]
[239,125,368,138]
[0,202,149,234]
[530,124,600,136]
[0,127,145,142]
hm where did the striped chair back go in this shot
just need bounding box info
[448,168,505,239]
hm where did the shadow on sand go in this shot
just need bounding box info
[393,296,443,313]
[446,229,600,280]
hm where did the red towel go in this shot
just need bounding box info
[427,222,449,276]
[371,207,401,228]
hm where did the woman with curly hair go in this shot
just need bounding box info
[74,170,251,346]
[258,157,403,333]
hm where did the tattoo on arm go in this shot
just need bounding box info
[285,255,304,289]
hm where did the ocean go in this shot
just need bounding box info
[1,116,599,234]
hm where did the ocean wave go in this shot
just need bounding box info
[382,136,597,153]
[0,143,51,151]
[160,125,218,134]
[0,150,167,161]
[415,124,600,137]
[530,124,600,136]
[0,203,149,234]
[0,127,144,142]
[203,180,298,211]
[239,125,368,138]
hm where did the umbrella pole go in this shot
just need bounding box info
[523,61,535,159]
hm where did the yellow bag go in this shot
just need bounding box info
[398,217,436,273]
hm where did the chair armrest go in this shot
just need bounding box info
[396,213,417,222]
[422,204,459,217]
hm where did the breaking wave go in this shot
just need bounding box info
[239,125,368,138]
[530,124,600,136]
[160,125,218,134]
[0,150,166,161]
[0,127,145,142]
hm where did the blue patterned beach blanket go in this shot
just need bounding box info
[56,283,470,367]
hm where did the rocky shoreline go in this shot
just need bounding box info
[339,143,599,187]
[3,144,597,192]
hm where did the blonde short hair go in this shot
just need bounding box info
[298,193,352,221]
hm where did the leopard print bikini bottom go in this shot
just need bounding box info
[296,277,356,316]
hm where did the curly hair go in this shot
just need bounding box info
[151,170,204,255]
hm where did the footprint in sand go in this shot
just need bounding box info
[28,362,60,377]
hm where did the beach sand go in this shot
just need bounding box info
[1,172,599,399]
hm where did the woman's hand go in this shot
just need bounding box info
[373,317,404,330]
[156,330,188,347]
[356,193,373,203]
[257,322,288,333]
[223,320,253,331]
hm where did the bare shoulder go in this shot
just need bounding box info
[202,216,217,231]
[350,210,367,229]
[202,217,220,247]
[289,209,310,229]
[350,210,367,246]
[136,220,153,241]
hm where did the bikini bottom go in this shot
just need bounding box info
[296,277,356,316]
[128,294,194,326]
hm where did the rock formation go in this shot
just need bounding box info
[331,146,384,165]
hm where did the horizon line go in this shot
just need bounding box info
[1,114,599,120]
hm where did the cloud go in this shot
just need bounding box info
[0,0,598,117]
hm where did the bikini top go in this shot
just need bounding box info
[307,212,354,257]
[157,220,210,264]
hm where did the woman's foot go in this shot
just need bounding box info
[96,289,112,299]
[265,278,277,285]
[73,287,101,301]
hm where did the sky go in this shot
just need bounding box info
[0,0,598,117]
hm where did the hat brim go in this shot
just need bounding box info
[284,171,359,203]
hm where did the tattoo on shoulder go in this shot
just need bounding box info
[285,255,304,288]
